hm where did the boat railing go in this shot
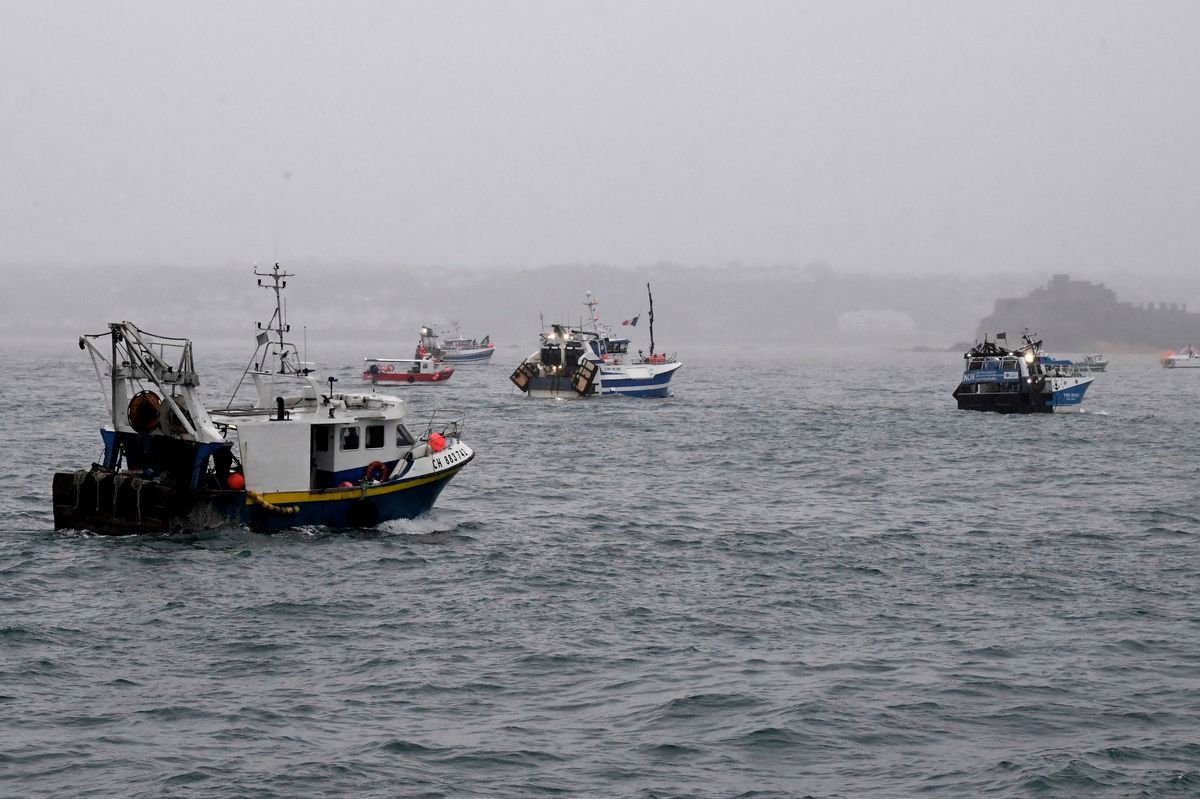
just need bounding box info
[420,408,467,441]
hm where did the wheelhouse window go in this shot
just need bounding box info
[1001,357,1018,369]
[968,358,984,370]
[365,425,385,449]
[340,426,360,451]
[396,425,415,447]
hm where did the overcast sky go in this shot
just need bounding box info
[2,1,1198,275]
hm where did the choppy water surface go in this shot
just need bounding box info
[3,343,1199,798]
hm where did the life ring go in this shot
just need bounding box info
[364,460,388,482]
[127,390,161,433]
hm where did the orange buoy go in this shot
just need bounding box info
[428,432,446,452]
[227,472,245,490]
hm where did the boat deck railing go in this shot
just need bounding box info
[420,408,467,440]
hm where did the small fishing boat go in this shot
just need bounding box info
[439,325,495,363]
[52,264,473,534]
[510,284,681,399]
[952,331,1094,413]
[1080,353,1109,372]
[363,326,455,384]
[363,357,455,384]
[1161,347,1200,368]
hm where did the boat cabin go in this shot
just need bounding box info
[221,401,420,491]
[958,354,1027,395]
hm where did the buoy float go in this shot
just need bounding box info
[226,472,245,490]
[246,490,298,515]
[428,432,446,452]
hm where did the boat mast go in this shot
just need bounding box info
[647,282,655,356]
[255,262,294,373]
[583,291,600,332]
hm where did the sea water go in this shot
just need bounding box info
[2,344,1199,798]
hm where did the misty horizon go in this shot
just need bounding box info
[3,2,1200,277]
[8,261,1200,358]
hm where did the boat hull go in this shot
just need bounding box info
[597,361,682,398]
[442,348,494,363]
[52,458,472,535]
[522,373,600,399]
[365,369,455,384]
[953,377,1093,413]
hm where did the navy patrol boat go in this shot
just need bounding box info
[953,332,1095,413]
[52,264,473,534]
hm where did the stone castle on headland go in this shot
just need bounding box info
[978,274,1200,352]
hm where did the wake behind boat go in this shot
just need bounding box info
[952,331,1094,413]
[510,283,681,399]
[52,264,473,534]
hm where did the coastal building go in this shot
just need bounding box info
[977,274,1200,351]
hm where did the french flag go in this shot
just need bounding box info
[622,315,639,327]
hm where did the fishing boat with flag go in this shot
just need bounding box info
[509,284,682,399]
[952,331,1094,413]
[52,264,473,534]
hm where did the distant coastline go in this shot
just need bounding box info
[976,274,1200,352]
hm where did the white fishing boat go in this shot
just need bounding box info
[52,264,473,534]
[1161,347,1200,368]
[510,284,682,399]
[1080,353,1109,372]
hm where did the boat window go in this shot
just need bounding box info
[365,425,385,449]
[1001,357,1018,369]
[968,358,984,371]
[340,426,360,451]
[396,424,415,447]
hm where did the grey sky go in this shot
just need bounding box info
[2,1,1197,274]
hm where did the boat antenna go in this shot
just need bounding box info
[647,282,656,356]
[584,291,600,331]
[224,262,296,408]
[254,262,294,372]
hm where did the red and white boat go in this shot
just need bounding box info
[363,356,455,384]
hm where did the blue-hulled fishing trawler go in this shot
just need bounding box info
[52,264,473,534]
[953,332,1094,413]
